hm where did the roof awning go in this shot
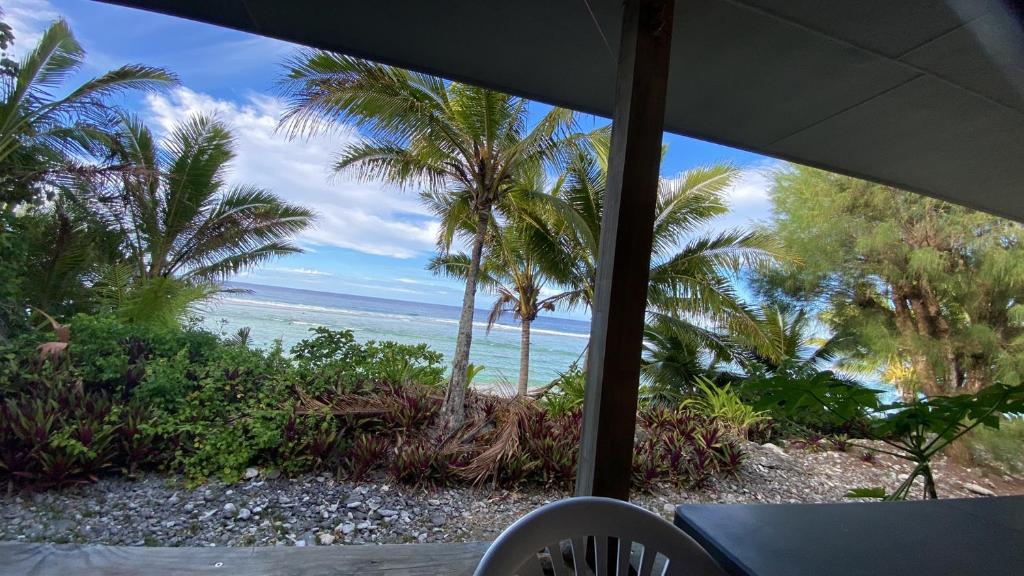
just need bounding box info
[100,0,1024,221]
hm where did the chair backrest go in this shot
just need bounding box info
[474,497,727,576]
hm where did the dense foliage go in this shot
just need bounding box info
[748,372,1024,499]
[278,53,580,429]
[757,166,1024,397]
[0,317,751,492]
[0,16,312,338]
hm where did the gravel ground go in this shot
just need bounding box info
[2,441,1019,547]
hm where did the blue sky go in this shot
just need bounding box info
[6,0,778,319]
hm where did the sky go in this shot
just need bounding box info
[5,0,780,319]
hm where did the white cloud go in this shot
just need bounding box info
[143,87,440,259]
[270,267,333,277]
[4,0,59,56]
[712,161,780,231]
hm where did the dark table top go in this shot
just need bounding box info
[674,496,1024,576]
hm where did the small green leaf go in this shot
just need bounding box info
[845,487,888,499]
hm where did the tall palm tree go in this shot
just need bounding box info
[523,134,783,376]
[90,113,315,282]
[0,18,176,209]
[427,194,571,396]
[277,52,577,429]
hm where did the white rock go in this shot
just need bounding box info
[338,522,355,535]
[963,483,996,497]
[237,508,252,521]
[222,503,238,518]
[318,533,335,545]
[243,468,260,480]
[761,443,790,458]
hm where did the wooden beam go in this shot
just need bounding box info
[575,0,675,501]
[0,541,490,576]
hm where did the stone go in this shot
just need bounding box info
[243,468,260,480]
[963,483,996,497]
[761,443,789,458]
[378,508,398,518]
[318,532,335,545]
[237,508,252,521]
[346,501,363,509]
[338,522,356,535]
[167,494,181,506]
[222,503,238,519]
[429,513,446,527]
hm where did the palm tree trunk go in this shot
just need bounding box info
[518,319,531,396]
[441,209,489,430]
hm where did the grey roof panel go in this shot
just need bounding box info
[96,0,1024,221]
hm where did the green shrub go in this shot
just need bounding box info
[683,377,768,436]
[292,327,446,395]
[1,314,750,494]
[542,364,585,416]
[966,417,1024,475]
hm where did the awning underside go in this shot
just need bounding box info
[101,0,1024,221]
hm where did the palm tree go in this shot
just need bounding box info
[93,113,315,282]
[737,305,842,376]
[0,18,176,209]
[427,195,571,396]
[277,52,577,429]
[523,134,783,377]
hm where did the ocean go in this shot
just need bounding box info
[198,282,591,388]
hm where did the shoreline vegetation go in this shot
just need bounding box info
[1,7,1024,551]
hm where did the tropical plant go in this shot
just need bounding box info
[428,199,571,395]
[542,364,586,416]
[747,372,1024,499]
[756,165,1024,397]
[523,136,782,390]
[682,377,768,436]
[277,52,578,428]
[0,17,175,209]
[640,316,736,405]
[738,305,842,376]
[89,113,315,282]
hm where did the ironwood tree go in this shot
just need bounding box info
[756,165,1024,397]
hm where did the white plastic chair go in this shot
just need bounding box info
[474,497,727,576]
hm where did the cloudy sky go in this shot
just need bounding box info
[7,0,778,317]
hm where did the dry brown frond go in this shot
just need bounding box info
[460,398,533,485]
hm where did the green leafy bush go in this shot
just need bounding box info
[1,317,750,493]
[542,364,585,416]
[292,327,446,395]
[747,373,1024,499]
[683,377,768,436]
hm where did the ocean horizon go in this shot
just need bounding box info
[198,282,591,388]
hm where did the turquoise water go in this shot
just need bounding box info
[198,282,590,388]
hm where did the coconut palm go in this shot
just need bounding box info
[277,52,578,428]
[0,17,176,208]
[427,194,571,396]
[91,113,315,282]
[523,134,783,380]
[737,305,843,376]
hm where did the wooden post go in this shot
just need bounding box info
[575,0,674,500]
